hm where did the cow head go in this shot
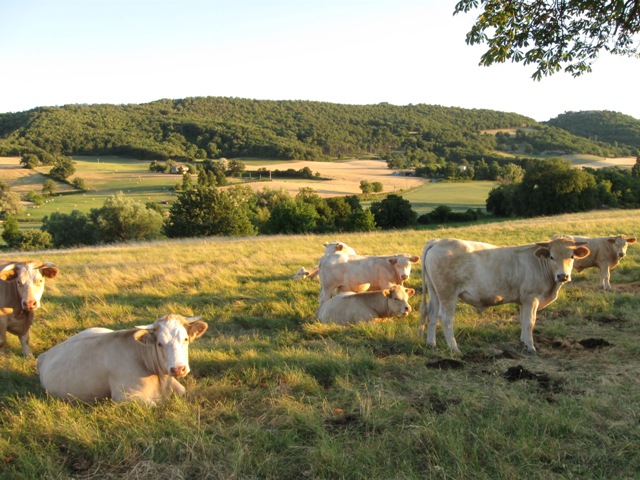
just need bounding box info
[135,314,208,377]
[608,235,636,259]
[0,261,58,311]
[535,237,590,283]
[387,254,420,283]
[323,241,357,256]
[383,285,415,317]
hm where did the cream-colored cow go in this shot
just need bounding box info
[0,261,59,356]
[292,241,357,281]
[316,285,415,325]
[419,237,590,354]
[318,253,419,303]
[569,235,636,290]
[37,314,207,404]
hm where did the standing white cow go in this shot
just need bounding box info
[292,241,357,281]
[569,235,636,290]
[419,237,590,354]
[0,261,59,356]
[37,314,208,404]
[319,253,420,303]
[316,285,415,325]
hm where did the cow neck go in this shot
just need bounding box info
[137,339,167,379]
[384,259,403,285]
[537,255,563,299]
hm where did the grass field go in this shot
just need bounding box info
[400,181,497,215]
[1,210,639,479]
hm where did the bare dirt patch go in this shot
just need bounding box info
[242,159,425,198]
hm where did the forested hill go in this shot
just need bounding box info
[0,97,634,164]
[546,111,640,150]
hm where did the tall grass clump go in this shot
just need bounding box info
[1,210,640,479]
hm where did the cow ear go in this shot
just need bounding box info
[608,237,617,244]
[573,246,590,259]
[187,321,208,341]
[410,256,420,263]
[406,288,416,298]
[628,237,637,244]
[133,328,155,344]
[39,263,59,279]
[387,258,398,265]
[0,264,17,281]
[535,247,550,259]
[382,289,392,297]
[335,243,344,251]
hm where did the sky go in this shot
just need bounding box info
[1,0,639,122]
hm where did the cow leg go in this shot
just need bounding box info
[439,299,461,354]
[601,267,612,291]
[18,331,32,358]
[170,378,186,396]
[519,299,538,353]
[0,316,7,355]
[421,296,440,348]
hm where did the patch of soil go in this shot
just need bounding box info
[410,394,462,414]
[426,358,465,370]
[463,349,522,363]
[578,338,612,349]
[502,365,562,399]
[588,314,626,325]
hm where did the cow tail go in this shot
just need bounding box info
[419,239,439,324]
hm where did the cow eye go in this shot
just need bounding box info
[157,342,163,348]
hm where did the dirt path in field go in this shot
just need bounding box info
[242,159,425,197]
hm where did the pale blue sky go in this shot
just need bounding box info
[1,0,639,121]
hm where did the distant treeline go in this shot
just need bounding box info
[546,111,640,149]
[0,98,635,174]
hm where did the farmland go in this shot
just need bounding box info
[1,209,639,479]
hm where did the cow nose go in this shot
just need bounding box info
[405,305,412,314]
[401,274,408,281]
[619,252,625,258]
[22,300,38,311]
[171,365,187,377]
[556,273,570,282]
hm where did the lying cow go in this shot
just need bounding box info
[0,261,59,357]
[569,235,636,290]
[316,285,415,325]
[419,236,590,354]
[37,314,208,404]
[319,253,420,303]
[292,241,357,281]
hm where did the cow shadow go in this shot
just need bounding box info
[0,355,44,403]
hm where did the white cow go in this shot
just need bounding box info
[419,237,590,354]
[319,253,420,303]
[37,314,208,404]
[0,261,59,356]
[292,241,357,281]
[316,285,415,325]
[569,235,636,290]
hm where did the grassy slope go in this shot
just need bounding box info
[1,210,639,479]
[401,181,497,214]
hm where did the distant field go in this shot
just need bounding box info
[400,181,496,214]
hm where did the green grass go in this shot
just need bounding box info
[401,181,497,214]
[1,210,640,478]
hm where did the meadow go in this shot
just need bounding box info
[1,209,639,479]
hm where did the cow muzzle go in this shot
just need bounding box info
[400,274,409,281]
[170,365,188,377]
[22,299,39,311]
[556,273,570,283]
[619,252,625,258]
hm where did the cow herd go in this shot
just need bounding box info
[0,233,635,404]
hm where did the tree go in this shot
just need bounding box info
[370,194,417,229]
[264,197,318,234]
[49,157,76,181]
[0,189,23,218]
[360,180,373,195]
[72,177,89,191]
[90,192,164,243]
[21,153,40,169]
[18,230,52,251]
[454,0,640,80]
[1,215,21,248]
[42,179,57,196]
[164,185,256,238]
[42,210,97,247]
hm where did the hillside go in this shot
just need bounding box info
[546,110,640,149]
[1,210,639,478]
[1,98,633,167]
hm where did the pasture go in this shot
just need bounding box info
[400,181,496,215]
[1,210,639,479]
